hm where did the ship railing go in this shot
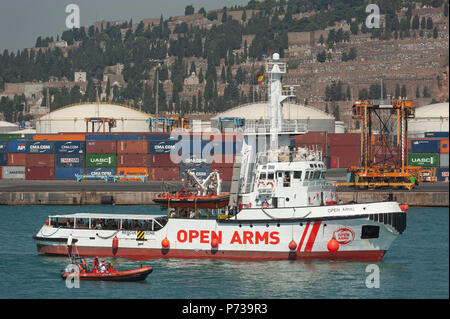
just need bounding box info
[256,148,323,165]
[242,119,307,133]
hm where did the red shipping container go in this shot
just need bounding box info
[209,154,235,167]
[211,166,234,181]
[25,167,55,180]
[295,131,327,145]
[329,145,361,168]
[150,167,180,181]
[26,154,55,167]
[86,140,117,154]
[328,133,360,146]
[118,154,148,167]
[148,154,180,167]
[8,153,26,166]
[295,143,327,157]
[117,140,149,154]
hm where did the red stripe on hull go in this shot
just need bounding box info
[304,221,321,252]
[37,244,386,261]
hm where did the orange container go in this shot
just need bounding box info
[117,140,149,154]
[441,139,449,154]
[33,134,86,141]
[8,153,26,166]
[116,167,148,180]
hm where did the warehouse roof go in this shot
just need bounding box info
[415,102,449,119]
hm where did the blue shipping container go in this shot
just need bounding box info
[86,167,116,177]
[55,167,85,180]
[149,140,179,154]
[8,140,28,153]
[410,139,441,153]
[437,167,449,181]
[85,134,116,141]
[54,141,85,154]
[27,141,54,154]
[424,132,449,138]
[0,141,7,153]
[180,165,210,180]
[0,153,8,166]
[55,154,85,168]
[143,134,171,141]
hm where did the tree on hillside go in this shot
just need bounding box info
[185,5,195,15]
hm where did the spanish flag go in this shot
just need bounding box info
[257,73,264,84]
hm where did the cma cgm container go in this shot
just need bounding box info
[55,167,85,180]
[118,154,148,167]
[410,139,441,153]
[86,154,116,167]
[117,167,149,180]
[149,140,178,154]
[0,141,7,152]
[26,154,55,167]
[8,153,26,166]
[86,167,116,177]
[8,141,28,153]
[150,167,180,181]
[2,166,25,179]
[54,141,85,154]
[55,154,85,168]
[117,140,148,154]
[408,153,439,167]
[86,140,117,154]
[25,167,55,180]
[27,141,54,154]
[180,165,210,180]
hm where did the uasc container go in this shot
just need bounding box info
[408,153,439,167]
[86,154,116,167]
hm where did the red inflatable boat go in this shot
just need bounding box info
[61,266,153,282]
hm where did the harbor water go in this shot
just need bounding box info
[0,205,447,299]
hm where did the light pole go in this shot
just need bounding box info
[149,59,164,119]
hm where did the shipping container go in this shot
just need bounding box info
[295,131,327,145]
[118,154,148,167]
[117,140,148,154]
[27,141,54,154]
[436,167,449,182]
[86,167,116,177]
[180,165,210,180]
[54,141,85,154]
[8,140,28,153]
[55,167,85,180]
[33,134,86,141]
[408,153,439,167]
[440,153,449,167]
[86,140,117,154]
[1,166,25,179]
[149,140,179,154]
[424,132,449,138]
[8,153,26,166]
[116,167,149,180]
[328,133,360,146]
[180,153,210,166]
[26,154,55,167]
[0,141,7,152]
[212,166,234,181]
[440,140,449,154]
[148,153,179,167]
[143,133,171,141]
[410,139,441,153]
[295,143,327,157]
[150,167,180,181]
[85,134,117,141]
[202,141,242,155]
[25,167,55,180]
[208,154,236,167]
[0,154,7,166]
[0,134,33,141]
[86,154,116,167]
[55,154,85,168]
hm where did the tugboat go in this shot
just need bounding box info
[34,53,407,261]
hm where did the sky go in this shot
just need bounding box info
[0,0,250,52]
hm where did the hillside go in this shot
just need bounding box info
[0,0,448,131]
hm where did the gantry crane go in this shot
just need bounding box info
[337,98,433,190]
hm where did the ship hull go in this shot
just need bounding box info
[34,203,404,262]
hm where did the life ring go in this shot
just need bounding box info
[262,201,270,209]
[160,192,168,199]
[257,181,265,188]
[266,181,274,188]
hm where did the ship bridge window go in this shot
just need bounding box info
[293,171,302,179]
[259,172,267,180]
[310,164,314,168]
[313,171,321,179]
[267,172,274,180]
[320,171,326,179]
[283,171,291,187]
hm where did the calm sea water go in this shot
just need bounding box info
[0,205,447,299]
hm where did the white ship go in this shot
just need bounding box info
[34,54,407,261]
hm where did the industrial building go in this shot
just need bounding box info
[35,102,152,134]
[211,102,336,133]
[408,102,449,138]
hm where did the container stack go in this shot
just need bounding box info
[148,139,180,181]
[327,133,361,168]
[116,139,149,181]
[295,131,328,167]
[54,141,85,180]
[25,141,55,180]
[408,132,449,182]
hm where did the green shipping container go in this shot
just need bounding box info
[408,153,439,167]
[86,154,117,167]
